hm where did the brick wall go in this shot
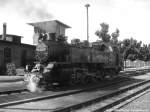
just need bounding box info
[0,41,35,69]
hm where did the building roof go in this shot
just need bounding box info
[0,39,35,48]
[28,20,71,32]
[0,34,23,38]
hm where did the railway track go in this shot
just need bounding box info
[0,88,27,95]
[0,75,148,112]
[0,67,149,96]
[0,75,140,108]
[0,67,149,112]
[41,78,150,112]
[69,79,150,112]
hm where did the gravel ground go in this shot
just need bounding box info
[115,90,150,112]
[0,76,24,91]
[0,81,25,92]
[1,74,150,112]
[0,76,23,82]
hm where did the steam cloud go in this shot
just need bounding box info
[0,0,53,20]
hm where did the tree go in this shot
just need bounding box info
[95,23,111,42]
[111,28,120,44]
[138,44,150,61]
[121,38,141,62]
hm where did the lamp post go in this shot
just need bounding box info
[85,4,90,43]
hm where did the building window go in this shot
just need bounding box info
[4,48,11,63]
[21,50,27,67]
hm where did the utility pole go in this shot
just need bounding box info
[85,4,90,43]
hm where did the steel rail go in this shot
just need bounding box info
[0,67,149,109]
[0,76,131,108]
[56,80,150,112]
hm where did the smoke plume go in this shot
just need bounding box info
[0,0,53,21]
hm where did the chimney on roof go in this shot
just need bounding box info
[2,23,6,40]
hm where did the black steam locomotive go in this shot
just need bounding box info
[24,36,123,92]
[24,38,123,91]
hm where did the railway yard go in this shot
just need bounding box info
[0,67,149,112]
[0,1,150,112]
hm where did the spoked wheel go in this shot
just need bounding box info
[103,69,112,80]
[110,69,117,79]
[69,72,82,86]
[69,74,77,86]
[82,76,92,84]
[104,69,118,80]
[99,70,106,80]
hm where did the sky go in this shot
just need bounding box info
[0,0,150,45]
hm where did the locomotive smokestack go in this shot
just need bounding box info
[2,23,6,40]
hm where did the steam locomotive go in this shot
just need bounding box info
[24,38,123,91]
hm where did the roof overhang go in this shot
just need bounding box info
[28,20,71,28]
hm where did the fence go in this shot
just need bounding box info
[124,60,150,68]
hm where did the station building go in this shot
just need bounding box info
[0,23,35,74]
